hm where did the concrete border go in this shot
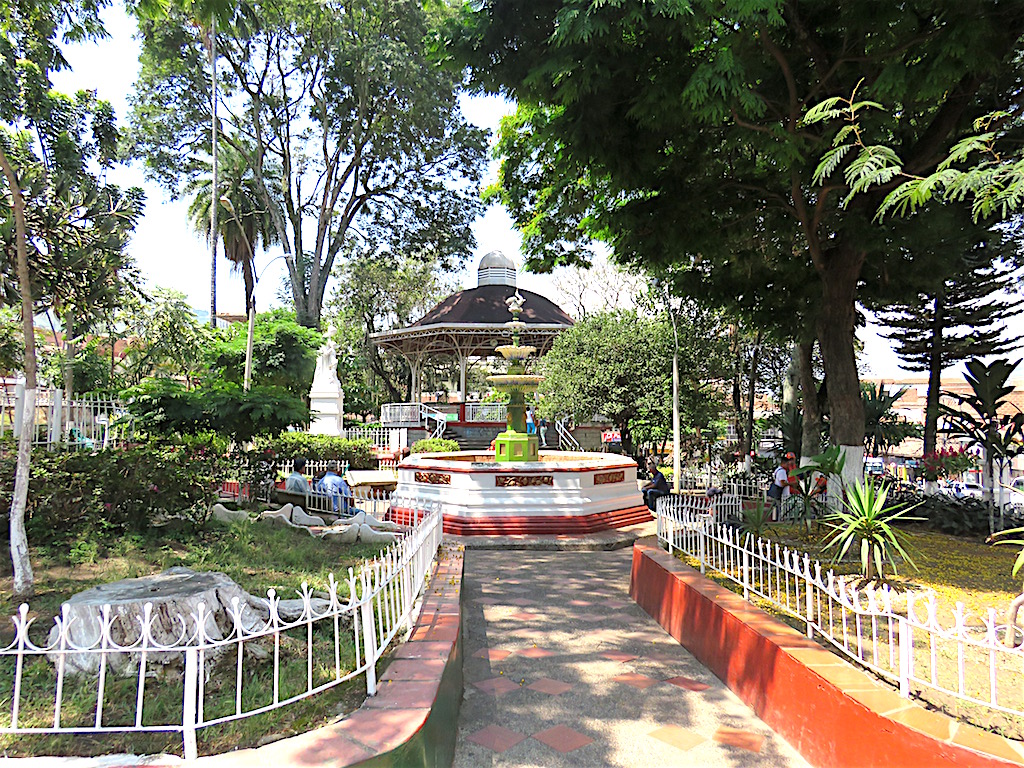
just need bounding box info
[629,543,1024,768]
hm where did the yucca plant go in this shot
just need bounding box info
[822,480,921,582]
[740,499,772,539]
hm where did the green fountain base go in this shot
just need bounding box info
[493,430,540,463]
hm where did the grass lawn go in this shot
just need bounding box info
[0,519,394,758]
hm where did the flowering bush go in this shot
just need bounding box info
[921,448,977,481]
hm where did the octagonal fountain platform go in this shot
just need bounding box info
[390,451,650,536]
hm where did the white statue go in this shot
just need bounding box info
[310,335,343,435]
[312,338,340,391]
[506,290,525,315]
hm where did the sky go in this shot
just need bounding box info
[45,6,957,381]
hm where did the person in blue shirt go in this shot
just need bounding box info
[316,460,355,515]
[285,457,311,493]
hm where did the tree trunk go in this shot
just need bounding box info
[732,355,746,455]
[798,340,821,463]
[745,332,761,463]
[816,246,866,487]
[923,291,944,457]
[63,311,75,422]
[783,344,800,411]
[0,145,36,597]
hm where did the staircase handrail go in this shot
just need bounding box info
[420,404,447,439]
[554,417,582,451]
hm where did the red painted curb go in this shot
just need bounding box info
[629,544,1024,768]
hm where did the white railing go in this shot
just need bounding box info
[340,426,399,449]
[655,496,1024,720]
[380,403,446,439]
[464,403,506,423]
[380,403,421,427]
[0,502,443,761]
[0,383,134,450]
[555,418,582,451]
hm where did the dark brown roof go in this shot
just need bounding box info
[411,285,573,328]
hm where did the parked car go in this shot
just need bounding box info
[950,481,984,499]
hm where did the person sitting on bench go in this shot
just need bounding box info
[285,457,311,493]
[316,460,355,515]
[642,457,670,511]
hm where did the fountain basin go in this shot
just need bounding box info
[390,451,650,536]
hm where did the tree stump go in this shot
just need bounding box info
[48,567,267,675]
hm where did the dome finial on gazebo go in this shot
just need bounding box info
[478,250,517,287]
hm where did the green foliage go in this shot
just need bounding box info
[410,438,460,454]
[917,494,990,539]
[120,289,211,387]
[205,309,322,397]
[540,308,729,455]
[740,500,773,540]
[862,382,921,455]
[125,379,309,442]
[252,433,375,470]
[0,440,229,544]
[130,0,488,327]
[823,480,921,581]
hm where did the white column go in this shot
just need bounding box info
[459,355,468,402]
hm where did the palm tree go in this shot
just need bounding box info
[186,144,279,320]
[862,382,920,457]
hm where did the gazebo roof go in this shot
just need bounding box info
[370,284,573,359]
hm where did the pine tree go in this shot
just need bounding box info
[880,258,1023,455]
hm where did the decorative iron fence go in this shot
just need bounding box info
[655,495,1024,721]
[464,403,506,423]
[0,502,443,760]
[0,382,134,450]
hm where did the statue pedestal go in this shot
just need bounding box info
[309,390,344,435]
[309,339,344,436]
[494,430,539,462]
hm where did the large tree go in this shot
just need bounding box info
[454,0,1024,484]
[131,0,488,328]
[879,255,1023,456]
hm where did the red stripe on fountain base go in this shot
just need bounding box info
[390,505,652,535]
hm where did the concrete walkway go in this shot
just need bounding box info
[454,546,811,767]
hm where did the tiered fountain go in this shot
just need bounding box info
[392,294,648,536]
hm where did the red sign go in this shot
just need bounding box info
[601,430,621,443]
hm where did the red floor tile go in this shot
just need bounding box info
[472,648,512,661]
[517,646,554,659]
[509,597,536,606]
[532,724,594,753]
[599,651,638,663]
[612,672,659,689]
[578,614,605,622]
[568,599,592,607]
[466,724,528,752]
[666,676,711,691]
[649,725,706,751]
[527,677,573,695]
[713,726,764,753]
[473,676,521,695]
[511,612,540,621]
[474,597,501,605]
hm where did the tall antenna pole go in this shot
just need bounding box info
[209,16,219,328]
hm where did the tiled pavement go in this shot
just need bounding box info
[454,547,811,767]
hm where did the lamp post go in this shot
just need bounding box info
[218,196,255,391]
[661,284,682,495]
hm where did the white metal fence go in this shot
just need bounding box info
[0,502,443,760]
[464,403,506,423]
[656,495,1024,721]
[0,382,134,450]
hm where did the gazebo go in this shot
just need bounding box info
[370,251,573,409]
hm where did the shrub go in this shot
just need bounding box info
[0,439,230,545]
[921,448,977,481]
[253,433,375,469]
[917,493,990,538]
[410,438,460,454]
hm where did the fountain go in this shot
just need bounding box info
[391,294,648,536]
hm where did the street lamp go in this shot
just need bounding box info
[219,196,255,391]
[661,284,682,495]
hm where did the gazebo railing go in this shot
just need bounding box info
[380,403,447,439]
